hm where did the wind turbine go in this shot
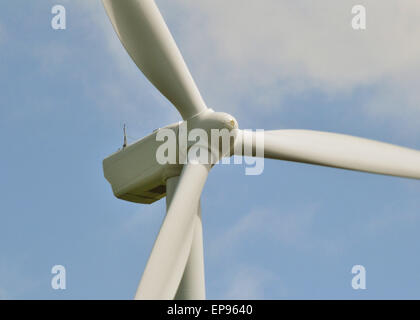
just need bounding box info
[101,0,420,300]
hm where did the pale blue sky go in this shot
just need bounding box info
[1,0,420,299]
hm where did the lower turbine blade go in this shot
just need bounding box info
[175,203,206,300]
[135,162,211,300]
[236,129,420,179]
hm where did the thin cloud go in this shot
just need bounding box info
[225,265,287,299]
[208,205,340,259]
[363,205,420,237]
[84,1,420,132]
[157,0,420,128]
[0,260,40,299]
[0,23,3,44]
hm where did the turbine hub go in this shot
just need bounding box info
[188,109,238,132]
[184,109,239,163]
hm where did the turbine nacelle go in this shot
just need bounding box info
[103,112,239,205]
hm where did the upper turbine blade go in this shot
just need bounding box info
[236,129,420,179]
[135,162,210,300]
[102,0,207,120]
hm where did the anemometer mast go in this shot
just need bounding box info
[123,124,127,149]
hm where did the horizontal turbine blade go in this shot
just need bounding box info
[236,129,420,179]
[135,162,211,300]
[102,0,207,119]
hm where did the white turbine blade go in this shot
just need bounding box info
[175,204,206,300]
[166,177,206,300]
[102,0,207,119]
[236,129,420,179]
[135,162,210,300]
